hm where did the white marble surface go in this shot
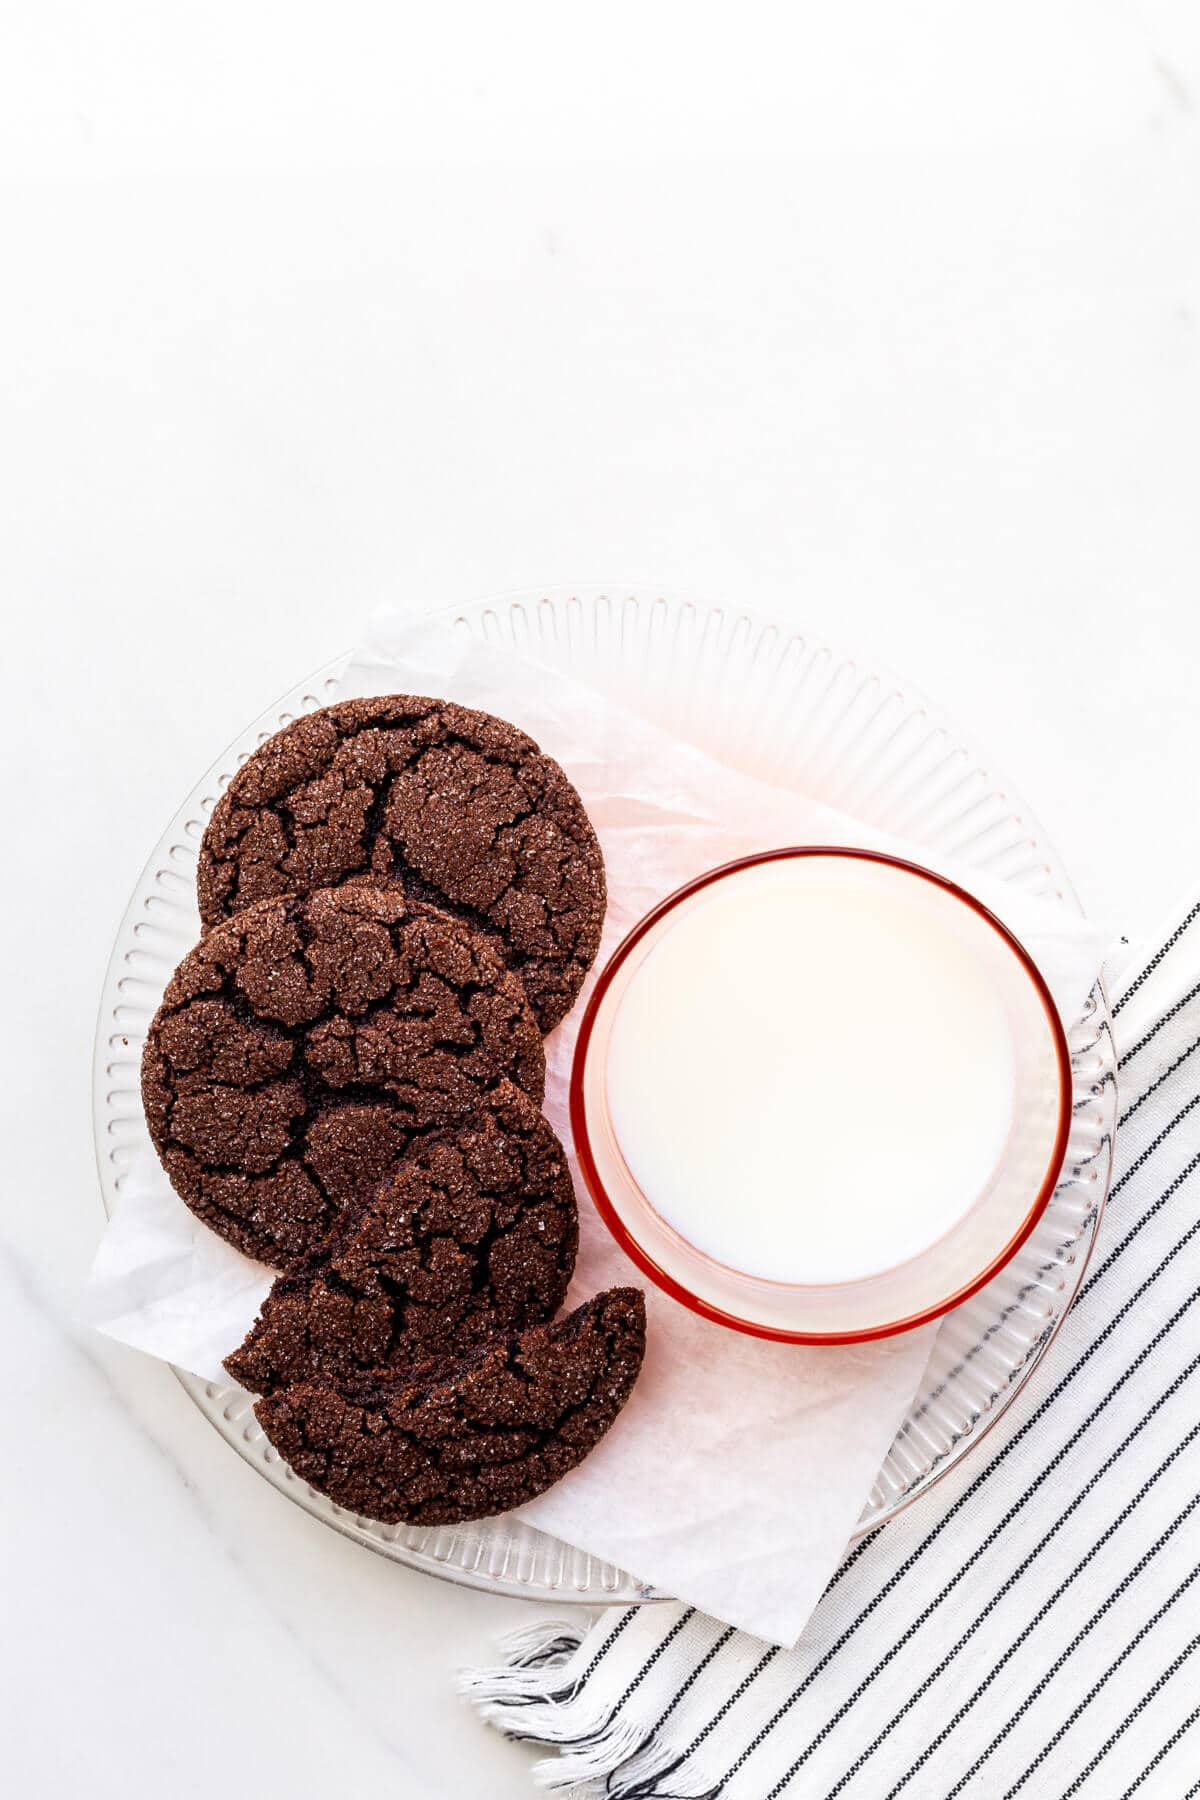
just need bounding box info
[3,6,1200,1794]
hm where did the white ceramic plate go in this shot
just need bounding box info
[93,589,1116,1603]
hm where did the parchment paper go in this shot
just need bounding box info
[82,608,1111,1643]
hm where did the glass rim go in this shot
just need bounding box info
[569,845,1074,1346]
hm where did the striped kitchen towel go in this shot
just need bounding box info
[461,893,1200,1798]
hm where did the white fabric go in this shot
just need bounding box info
[462,898,1200,1796]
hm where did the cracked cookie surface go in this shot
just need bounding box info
[254,1287,646,1525]
[141,885,545,1268]
[196,694,607,1032]
[225,1081,577,1393]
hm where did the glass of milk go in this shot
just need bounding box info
[570,849,1071,1342]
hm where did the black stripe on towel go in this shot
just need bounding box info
[944,1511,1200,1797]
[1074,1147,1200,1301]
[1119,1033,1200,1125]
[729,1239,1200,1774]
[867,1454,1200,1792]
[612,1607,695,1711]
[1112,900,1200,1015]
[1122,1713,1200,1800]
[1120,979,1200,1066]
[698,1211,1200,1797]
[760,1366,1200,1799]
[573,1609,637,1693]
[1056,1633,1200,1799]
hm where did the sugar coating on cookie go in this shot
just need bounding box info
[224,1080,578,1393]
[141,885,546,1268]
[254,1287,647,1525]
[196,695,607,1032]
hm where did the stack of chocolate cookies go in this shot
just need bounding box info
[141,695,645,1526]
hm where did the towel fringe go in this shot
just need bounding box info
[607,1735,724,1800]
[532,1717,656,1792]
[547,1723,722,1797]
[458,1626,723,1798]
[455,1618,587,1711]
[497,1618,589,1671]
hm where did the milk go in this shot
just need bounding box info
[604,856,1019,1286]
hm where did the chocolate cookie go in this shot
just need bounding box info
[254,1287,646,1526]
[224,1081,578,1394]
[196,695,606,1032]
[141,884,545,1268]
